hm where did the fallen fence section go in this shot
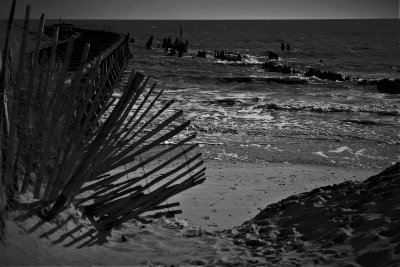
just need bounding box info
[0,1,204,239]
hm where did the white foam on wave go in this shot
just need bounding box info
[234,111,274,122]
[328,146,351,153]
[243,54,263,65]
[164,88,193,93]
[313,151,329,158]
[354,148,366,156]
[214,59,239,65]
[240,144,262,148]
[314,146,385,164]
[213,54,263,65]
[256,100,400,116]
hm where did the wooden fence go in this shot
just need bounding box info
[0,1,205,238]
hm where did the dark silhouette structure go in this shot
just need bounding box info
[197,50,207,58]
[146,35,153,49]
[305,68,350,82]
[214,50,242,61]
[162,36,188,57]
[267,51,279,60]
[377,78,400,94]
[262,61,300,75]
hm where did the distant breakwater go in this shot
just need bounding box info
[140,32,400,94]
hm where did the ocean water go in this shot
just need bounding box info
[11,19,400,167]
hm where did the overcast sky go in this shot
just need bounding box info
[1,0,399,20]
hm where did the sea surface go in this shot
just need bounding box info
[9,19,400,168]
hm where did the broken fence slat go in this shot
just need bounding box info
[80,135,197,194]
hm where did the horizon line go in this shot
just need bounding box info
[5,17,399,21]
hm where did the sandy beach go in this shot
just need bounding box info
[1,147,388,266]
[1,3,399,266]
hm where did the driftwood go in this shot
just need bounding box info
[0,1,205,237]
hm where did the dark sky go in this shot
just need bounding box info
[1,0,399,19]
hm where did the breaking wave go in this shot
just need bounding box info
[205,98,400,116]
[256,102,400,116]
[216,76,307,84]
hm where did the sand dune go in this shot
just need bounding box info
[227,162,400,266]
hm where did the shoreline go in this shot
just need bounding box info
[197,139,398,169]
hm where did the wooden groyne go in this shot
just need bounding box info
[39,23,132,72]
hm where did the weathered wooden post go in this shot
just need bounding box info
[162,38,167,48]
[146,35,153,49]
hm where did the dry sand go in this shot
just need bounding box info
[2,152,394,266]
